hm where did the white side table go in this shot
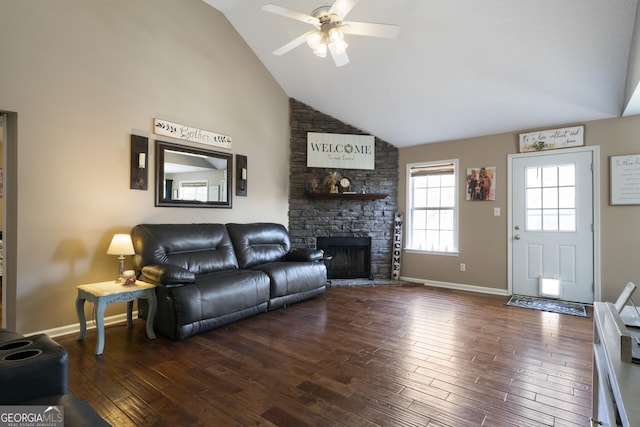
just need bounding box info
[76,280,157,355]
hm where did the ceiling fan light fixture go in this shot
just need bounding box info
[306,31,323,49]
[263,1,399,67]
[331,39,348,55]
[308,24,346,58]
[313,42,328,58]
[328,26,344,43]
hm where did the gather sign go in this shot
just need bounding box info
[307,132,375,170]
[154,118,232,150]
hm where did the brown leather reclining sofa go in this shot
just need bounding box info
[131,223,327,340]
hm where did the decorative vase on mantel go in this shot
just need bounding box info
[323,171,340,194]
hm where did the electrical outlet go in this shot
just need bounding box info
[460,263,466,272]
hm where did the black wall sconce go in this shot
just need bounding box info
[130,134,148,190]
[236,154,247,197]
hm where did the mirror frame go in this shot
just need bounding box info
[155,140,233,208]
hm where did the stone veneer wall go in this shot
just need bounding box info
[288,98,399,279]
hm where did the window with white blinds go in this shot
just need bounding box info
[406,160,458,253]
[179,180,208,202]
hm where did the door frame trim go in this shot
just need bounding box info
[507,145,601,302]
[1,111,18,329]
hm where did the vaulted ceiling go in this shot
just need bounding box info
[204,0,640,147]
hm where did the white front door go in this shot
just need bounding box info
[510,149,594,304]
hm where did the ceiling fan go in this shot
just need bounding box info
[262,0,399,67]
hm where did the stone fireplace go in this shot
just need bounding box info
[287,99,399,280]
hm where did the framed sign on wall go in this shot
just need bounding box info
[518,125,584,153]
[153,118,232,150]
[307,133,375,170]
[610,153,640,205]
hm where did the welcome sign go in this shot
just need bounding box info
[307,133,375,170]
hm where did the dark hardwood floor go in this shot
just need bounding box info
[55,285,594,426]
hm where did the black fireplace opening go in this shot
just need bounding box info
[317,237,372,280]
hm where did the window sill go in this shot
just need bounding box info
[404,249,459,256]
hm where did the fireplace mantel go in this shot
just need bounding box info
[305,193,388,200]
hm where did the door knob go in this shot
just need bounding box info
[514,234,521,240]
[514,225,520,230]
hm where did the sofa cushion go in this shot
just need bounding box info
[132,224,238,275]
[227,223,291,269]
[253,261,327,299]
[170,269,270,325]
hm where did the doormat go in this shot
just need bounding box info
[505,295,589,317]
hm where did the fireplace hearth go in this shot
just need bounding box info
[317,237,372,280]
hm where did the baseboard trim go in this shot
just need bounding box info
[27,311,136,339]
[399,276,509,296]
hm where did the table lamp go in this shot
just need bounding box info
[107,234,135,283]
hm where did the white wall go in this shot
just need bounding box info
[0,0,290,333]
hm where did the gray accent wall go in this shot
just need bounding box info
[288,99,399,280]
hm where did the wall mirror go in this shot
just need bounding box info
[155,140,232,208]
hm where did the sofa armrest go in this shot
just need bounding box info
[286,248,324,262]
[0,334,68,404]
[140,264,195,287]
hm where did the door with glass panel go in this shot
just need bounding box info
[511,150,594,303]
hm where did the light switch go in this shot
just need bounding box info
[493,207,500,216]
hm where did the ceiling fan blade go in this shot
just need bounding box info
[329,44,350,67]
[262,4,319,25]
[272,30,315,56]
[342,21,400,39]
[329,0,359,20]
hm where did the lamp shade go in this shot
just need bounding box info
[106,234,135,256]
